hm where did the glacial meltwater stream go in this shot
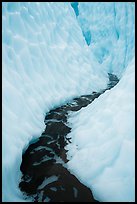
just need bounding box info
[19,73,119,202]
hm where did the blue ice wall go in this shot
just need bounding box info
[71,2,79,16]
[71,2,135,77]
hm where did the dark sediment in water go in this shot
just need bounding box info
[19,73,119,202]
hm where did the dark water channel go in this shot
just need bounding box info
[19,73,119,202]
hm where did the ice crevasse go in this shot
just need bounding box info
[2,2,135,202]
[72,2,135,77]
[66,57,135,202]
[2,2,108,202]
[68,3,135,202]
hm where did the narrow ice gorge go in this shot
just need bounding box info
[72,2,135,77]
[2,2,135,202]
[66,57,135,202]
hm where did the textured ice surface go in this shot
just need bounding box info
[73,2,135,78]
[2,2,135,202]
[66,58,135,202]
[2,2,107,202]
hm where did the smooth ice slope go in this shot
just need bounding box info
[66,58,135,202]
[2,2,108,202]
[73,2,135,78]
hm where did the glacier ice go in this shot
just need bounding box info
[73,2,135,78]
[2,2,135,202]
[67,4,135,201]
[71,2,79,17]
[66,58,135,202]
[2,2,107,202]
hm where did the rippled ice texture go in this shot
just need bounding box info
[66,58,135,202]
[2,2,108,201]
[74,2,135,77]
[2,2,135,202]
[67,3,135,202]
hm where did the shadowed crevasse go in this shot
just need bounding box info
[19,73,119,202]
